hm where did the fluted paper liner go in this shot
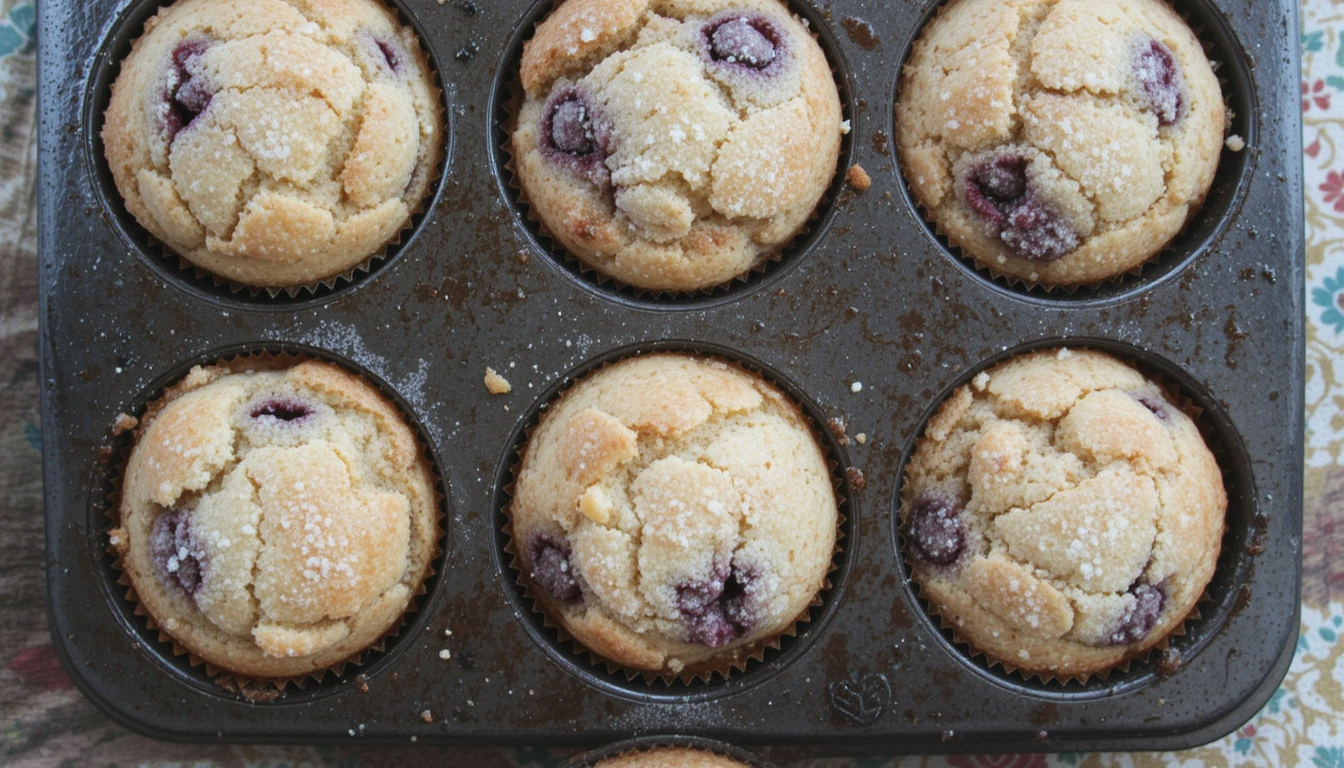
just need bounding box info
[500,349,849,686]
[896,347,1229,686]
[497,1,852,301]
[102,350,446,699]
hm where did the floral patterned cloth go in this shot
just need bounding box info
[0,0,1340,765]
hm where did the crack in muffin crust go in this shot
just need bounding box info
[509,354,838,675]
[512,0,844,293]
[102,0,443,289]
[895,0,1229,287]
[898,349,1226,679]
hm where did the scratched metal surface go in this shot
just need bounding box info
[36,0,1303,755]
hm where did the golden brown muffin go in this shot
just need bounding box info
[102,0,442,288]
[895,0,1228,287]
[593,747,752,767]
[898,349,1226,679]
[111,360,439,680]
[510,354,838,676]
[512,0,844,292]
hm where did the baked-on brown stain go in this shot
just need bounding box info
[841,17,879,50]
[871,130,890,156]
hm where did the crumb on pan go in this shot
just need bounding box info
[484,367,512,394]
[1225,134,1245,152]
[846,164,872,191]
[113,412,138,435]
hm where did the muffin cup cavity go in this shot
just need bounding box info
[85,0,451,309]
[892,0,1256,303]
[97,346,448,701]
[564,735,777,768]
[491,0,856,308]
[893,340,1254,694]
[494,341,855,699]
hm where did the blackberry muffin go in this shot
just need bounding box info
[896,0,1228,287]
[111,360,439,680]
[510,354,838,676]
[589,747,753,767]
[102,0,442,289]
[512,0,844,292]
[899,349,1226,679]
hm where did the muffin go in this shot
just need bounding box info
[509,354,838,677]
[896,0,1228,287]
[102,0,442,289]
[512,0,844,293]
[898,349,1226,679]
[589,747,753,767]
[110,359,439,681]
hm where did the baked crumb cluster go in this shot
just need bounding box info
[510,354,838,674]
[113,361,438,679]
[899,349,1226,678]
[513,0,843,292]
[103,0,442,288]
[896,0,1228,286]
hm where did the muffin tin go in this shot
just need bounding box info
[37,0,1303,756]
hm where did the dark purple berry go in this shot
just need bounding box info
[676,561,761,647]
[963,156,1077,261]
[908,493,966,566]
[1000,199,1078,261]
[150,508,204,595]
[1103,582,1166,646]
[249,397,314,423]
[1132,392,1171,422]
[976,156,1028,203]
[1133,38,1184,126]
[964,156,1029,229]
[529,534,583,605]
[539,88,612,185]
[375,39,401,73]
[163,39,213,137]
[708,17,777,69]
[550,99,595,155]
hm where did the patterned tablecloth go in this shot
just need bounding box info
[0,0,1340,765]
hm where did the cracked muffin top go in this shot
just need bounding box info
[111,360,438,680]
[899,349,1226,679]
[510,354,838,675]
[102,0,442,289]
[896,0,1228,287]
[512,0,844,293]
[591,747,753,767]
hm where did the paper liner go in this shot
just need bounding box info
[129,7,448,302]
[895,346,1230,686]
[500,349,849,686]
[496,2,851,301]
[564,735,777,768]
[101,349,446,699]
[897,1,1241,297]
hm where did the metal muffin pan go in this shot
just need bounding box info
[37,0,1303,756]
